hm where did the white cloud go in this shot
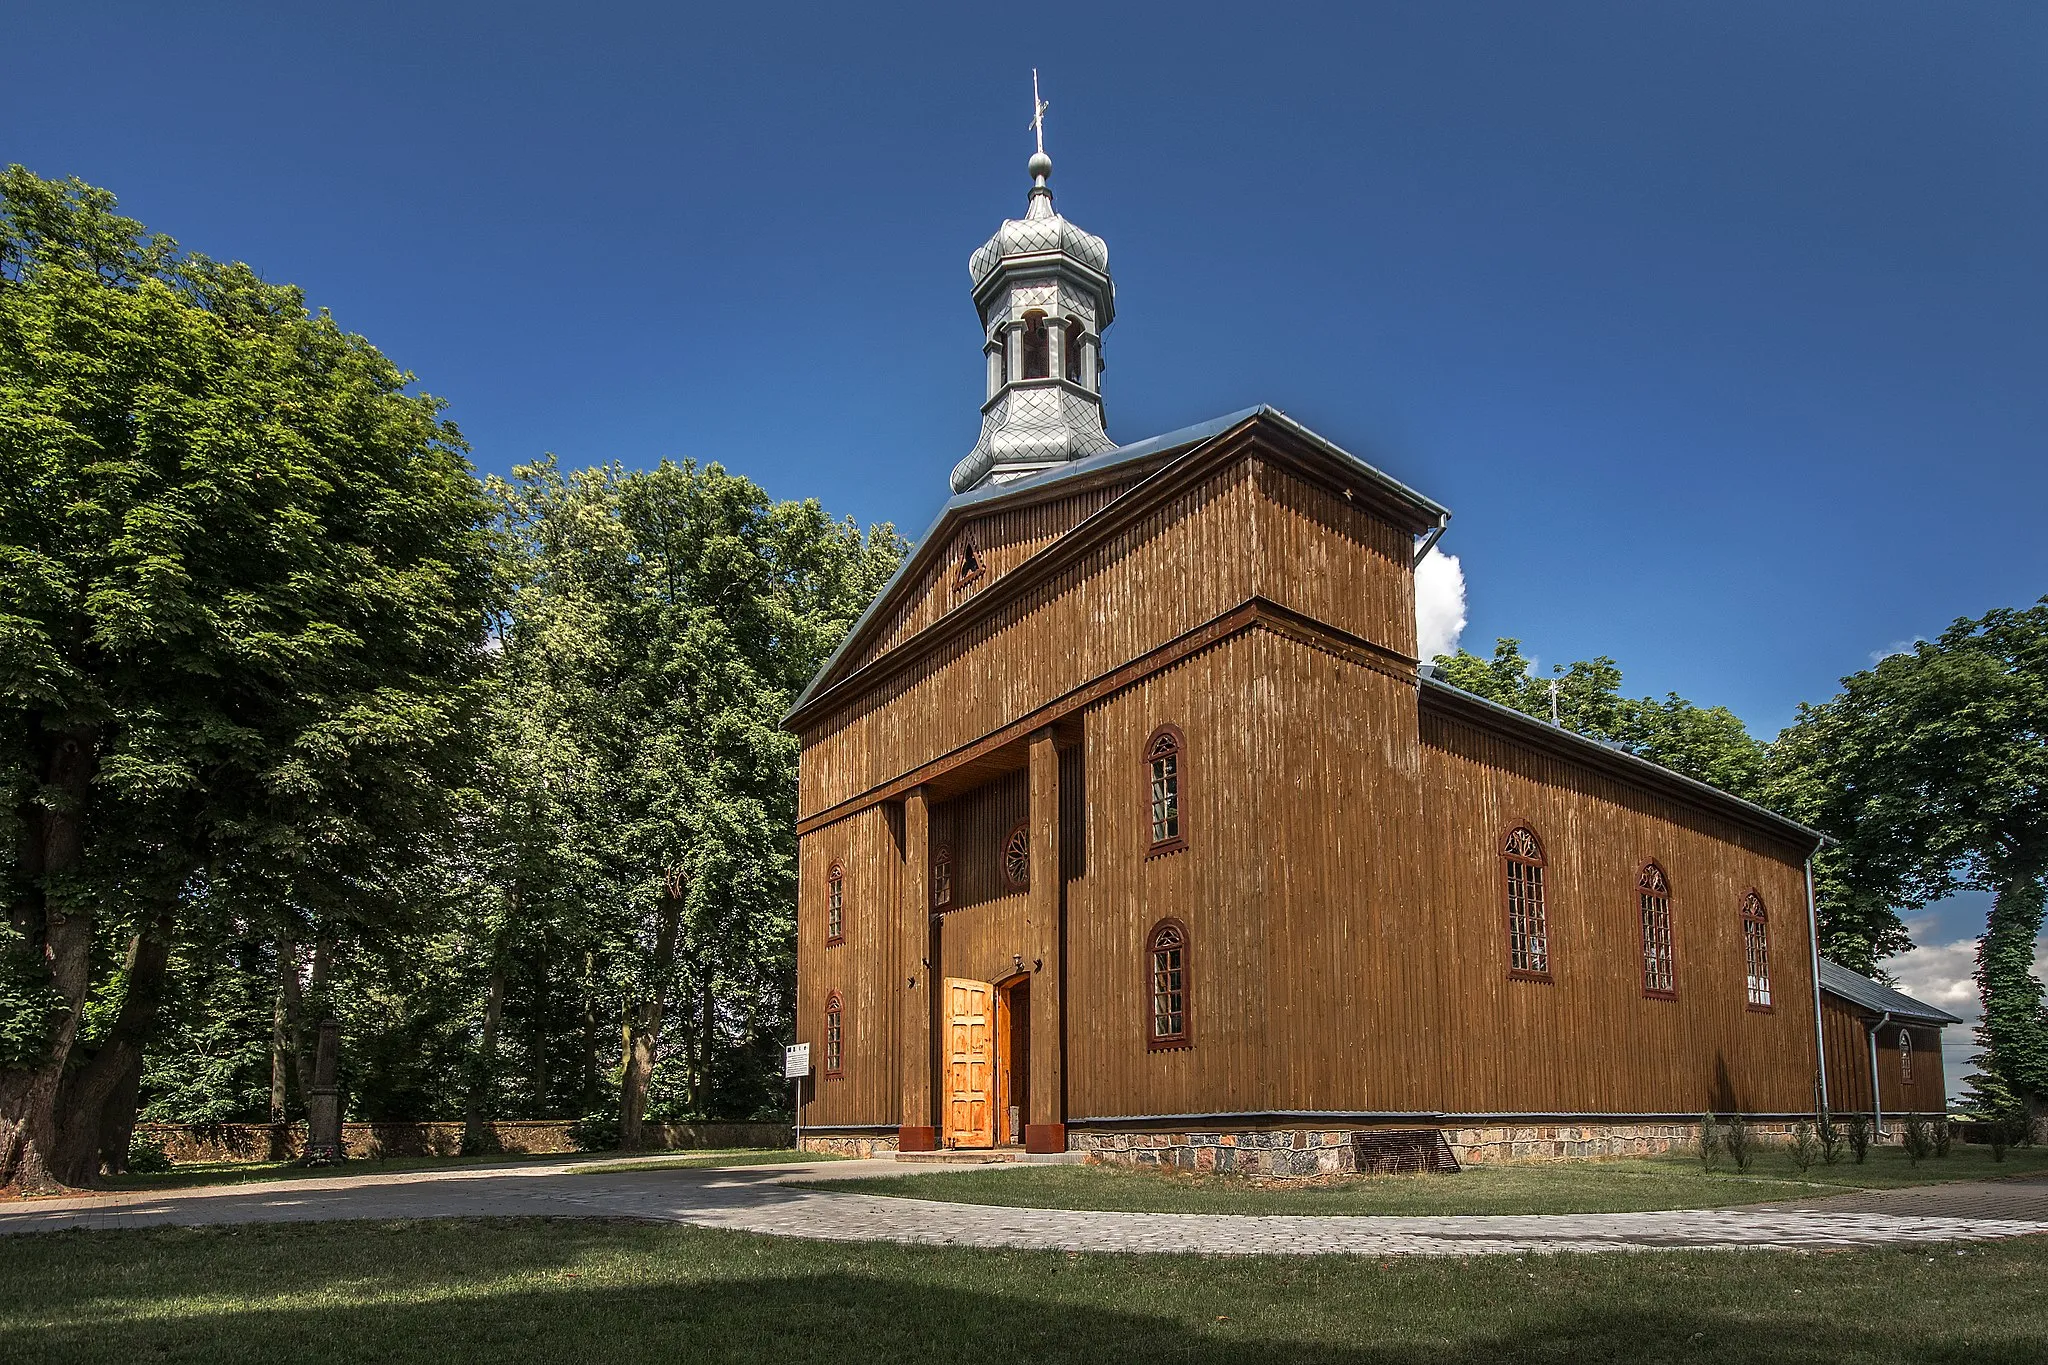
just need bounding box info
[1869,639,1921,664]
[1878,922,2048,1104]
[1415,547,1467,663]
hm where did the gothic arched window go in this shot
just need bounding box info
[1899,1028,1914,1083]
[826,861,845,947]
[931,846,953,910]
[824,991,844,1079]
[1021,312,1050,379]
[1742,891,1772,1009]
[1145,724,1186,856]
[1639,862,1674,997]
[1147,918,1190,1049]
[1003,820,1031,890]
[1503,826,1550,978]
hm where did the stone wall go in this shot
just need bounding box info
[1076,1119,1822,1176]
[138,1120,791,1165]
[799,1131,901,1158]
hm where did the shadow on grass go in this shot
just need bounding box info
[1,1220,2041,1365]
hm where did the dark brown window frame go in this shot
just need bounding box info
[1638,860,1676,1000]
[931,845,953,911]
[1144,723,1188,858]
[825,860,845,947]
[1502,823,1553,983]
[1899,1027,1913,1084]
[823,990,844,1079]
[1146,917,1192,1051]
[1002,819,1031,890]
[1742,890,1773,1012]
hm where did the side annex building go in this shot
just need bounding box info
[786,150,1951,1171]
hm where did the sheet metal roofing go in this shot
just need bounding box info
[1819,958,1962,1025]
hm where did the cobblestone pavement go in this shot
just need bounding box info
[4,1158,2045,1256]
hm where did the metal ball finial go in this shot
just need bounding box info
[1028,150,1052,183]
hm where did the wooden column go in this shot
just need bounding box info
[897,787,937,1151]
[1025,728,1065,1153]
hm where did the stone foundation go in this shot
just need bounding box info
[800,1132,901,1159]
[1077,1118,1821,1176]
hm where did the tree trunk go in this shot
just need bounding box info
[279,935,332,1107]
[618,888,684,1150]
[270,987,289,1125]
[50,901,177,1186]
[96,1049,147,1177]
[580,951,601,1116]
[0,727,99,1193]
[462,956,507,1153]
[1976,861,2048,1119]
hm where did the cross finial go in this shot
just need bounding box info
[1030,69,1049,157]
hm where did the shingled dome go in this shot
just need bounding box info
[968,185,1110,289]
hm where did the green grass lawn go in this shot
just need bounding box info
[800,1145,2048,1217]
[91,1147,801,1195]
[0,1217,2040,1364]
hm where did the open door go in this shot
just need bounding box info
[944,978,995,1149]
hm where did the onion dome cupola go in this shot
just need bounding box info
[949,99,1116,493]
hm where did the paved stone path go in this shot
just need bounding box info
[4,1156,2045,1256]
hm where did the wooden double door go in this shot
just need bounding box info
[944,976,1030,1148]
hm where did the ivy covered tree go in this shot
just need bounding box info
[1769,603,2048,1129]
[0,167,498,1190]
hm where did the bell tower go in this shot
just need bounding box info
[949,76,1117,493]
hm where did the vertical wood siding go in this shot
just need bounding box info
[794,803,902,1127]
[795,427,1832,1132]
[1821,997,1948,1115]
[798,467,1261,817]
[1250,464,1417,660]
[1419,704,1819,1115]
[848,482,1135,673]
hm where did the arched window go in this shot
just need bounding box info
[1003,820,1031,889]
[1064,319,1085,382]
[823,991,844,1079]
[954,540,984,591]
[931,846,953,910]
[826,862,845,946]
[1145,724,1187,856]
[1147,918,1190,1049]
[1021,312,1050,379]
[1899,1028,1914,1083]
[1742,891,1772,1009]
[1503,826,1550,978]
[1639,862,1674,997]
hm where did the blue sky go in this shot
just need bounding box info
[7,2,2042,1074]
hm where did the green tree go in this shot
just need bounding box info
[1768,603,2048,1124]
[0,168,498,1190]
[489,457,901,1146]
[1431,639,1769,798]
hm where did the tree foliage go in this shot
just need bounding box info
[0,166,499,1189]
[1430,639,1770,799]
[1769,603,2048,1114]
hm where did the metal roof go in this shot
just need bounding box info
[1818,958,1962,1025]
[788,406,1448,721]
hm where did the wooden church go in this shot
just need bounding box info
[786,143,1949,1170]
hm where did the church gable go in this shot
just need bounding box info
[840,477,1139,678]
